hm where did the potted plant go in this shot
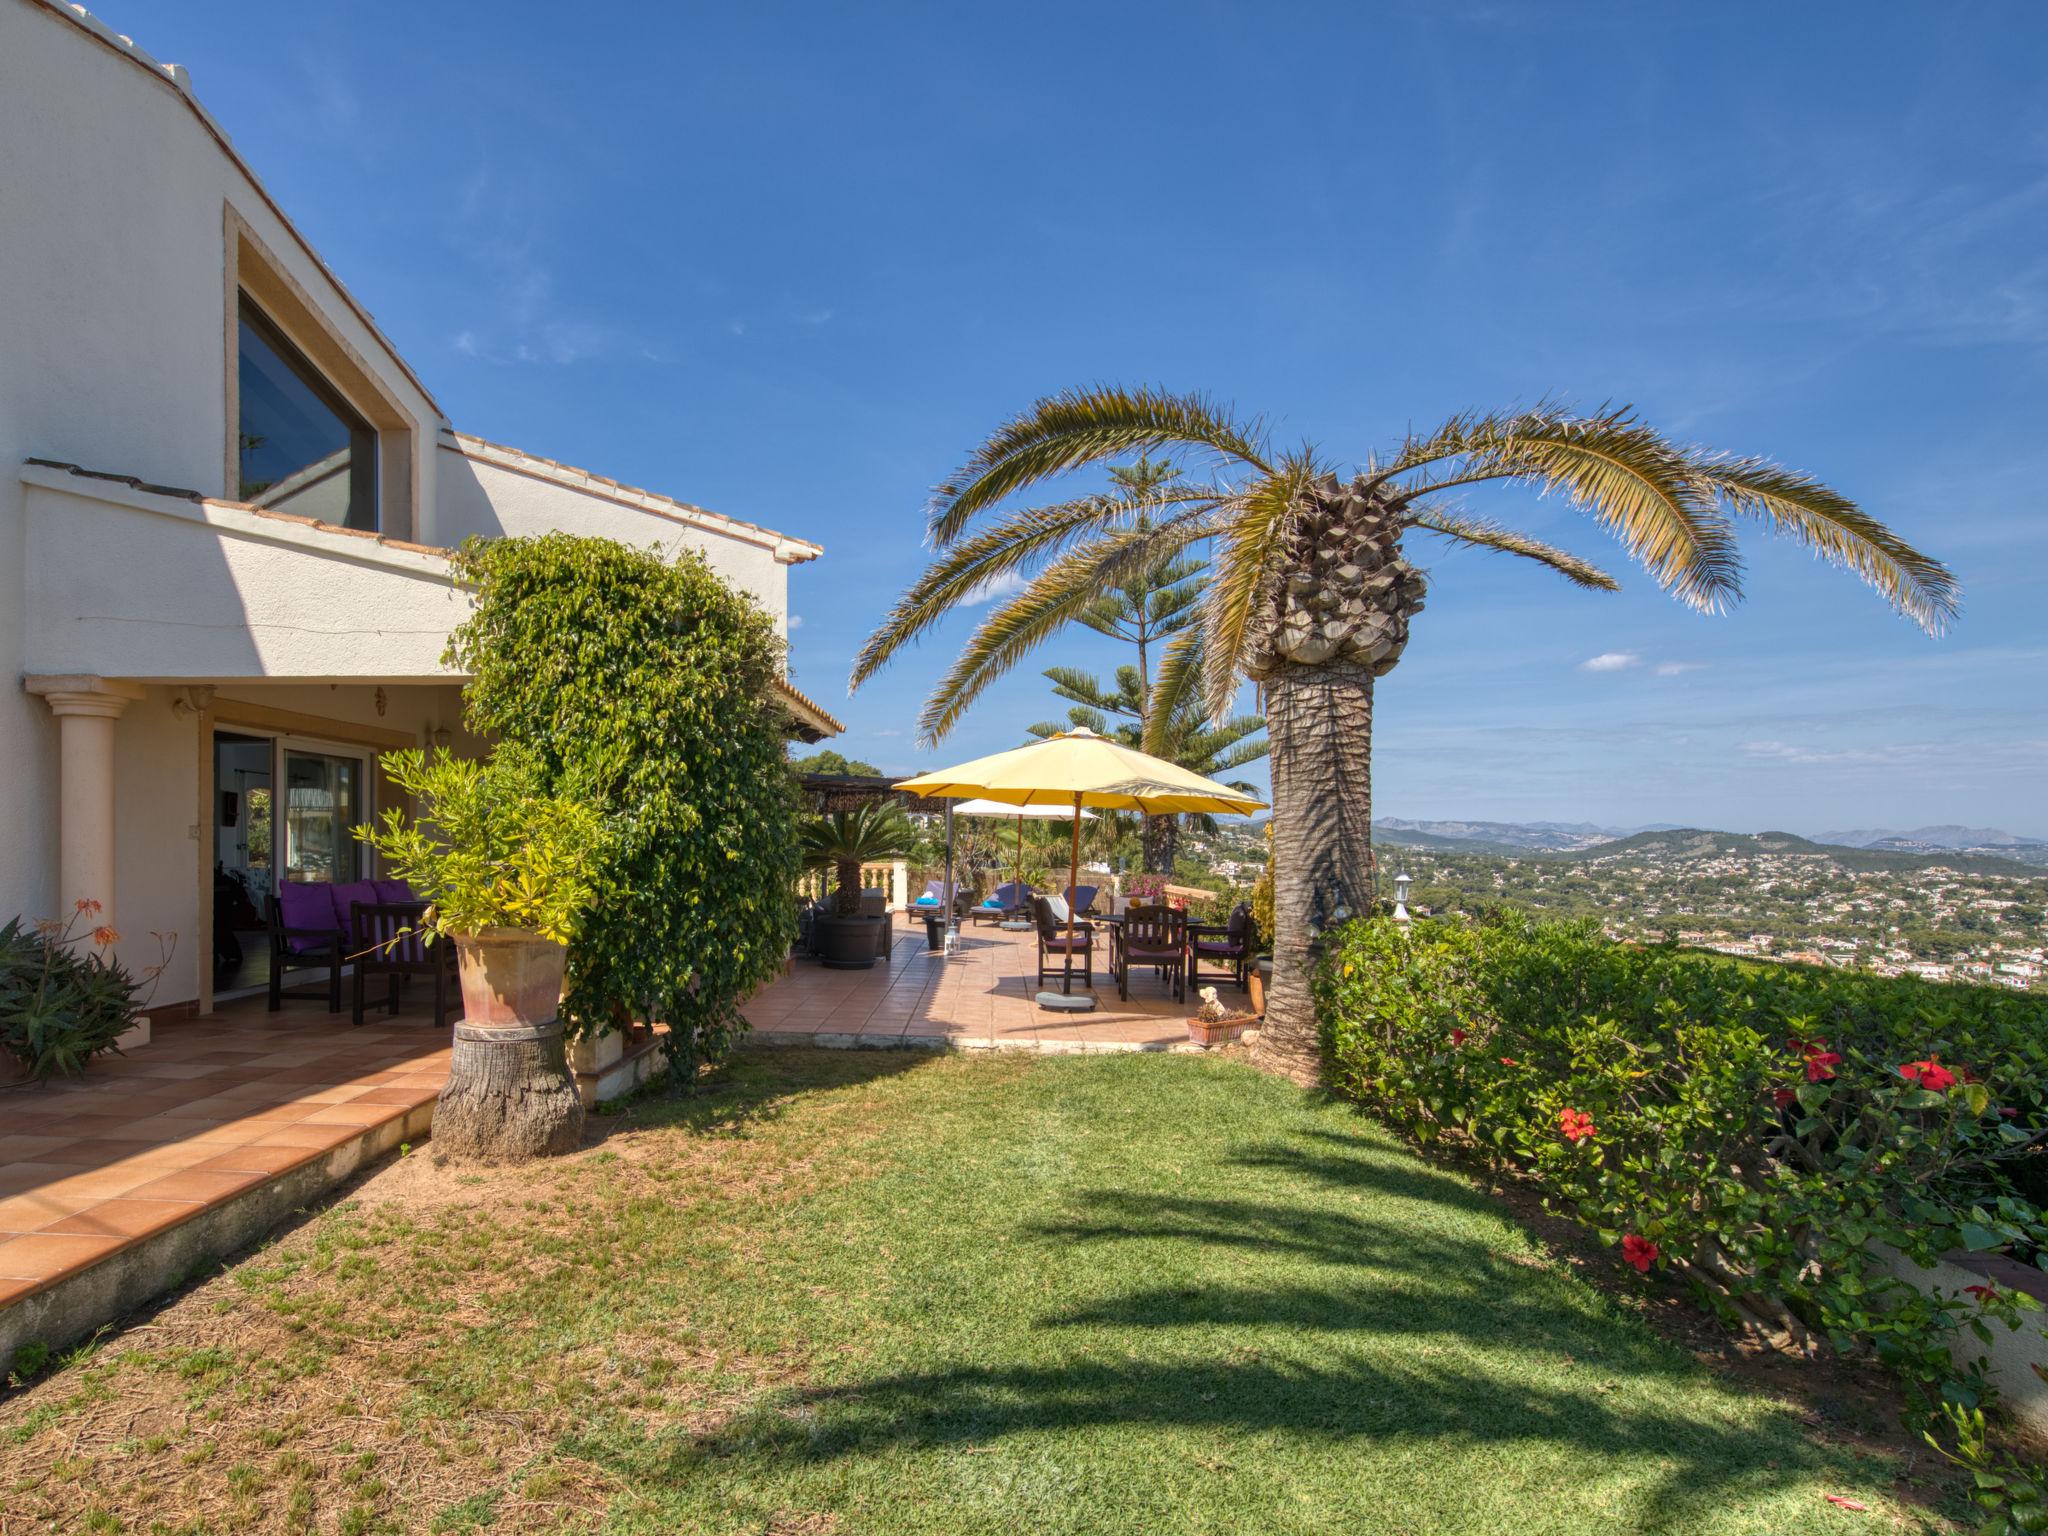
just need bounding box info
[800,803,918,969]
[355,747,601,1164]
[1188,985,1258,1048]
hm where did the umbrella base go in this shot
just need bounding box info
[998,920,1032,931]
[1035,990,1096,1012]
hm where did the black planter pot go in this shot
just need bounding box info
[815,912,883,969]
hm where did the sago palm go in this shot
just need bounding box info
[851,389,1958,1082]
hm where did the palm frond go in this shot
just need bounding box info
[1403,506,1620,592]
[1688,454,1959,635]
[1200,456,1317,719]
[1375,404,1742,613]
[928,386,1269,545]
[852,490,1199,691]
[916,512,1219,744]
[1144,627,1206,757]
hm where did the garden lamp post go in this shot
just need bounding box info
[1393,870,1412,924]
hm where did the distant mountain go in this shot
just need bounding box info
[1817,825,2047,850]
[1566,828,2047,879]
[1812,826,2048,870]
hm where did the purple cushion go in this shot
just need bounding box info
[1044,935,1090,952]
[1195,940,1243,955]
[331,880,380,932]
[277,882,340,952]
[373,878,414,903]
[1125,944,1181,960]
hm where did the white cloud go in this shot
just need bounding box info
[873,728,903,738]
[1654,660,1707,677]
[961,569,1027,606]
[786,614,804,630]
[1579,652,1641,673]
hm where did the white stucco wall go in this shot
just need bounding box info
[21,469,469,682]
[432,443,796,631]
[0,0,440,927]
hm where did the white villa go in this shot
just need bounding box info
[0,0,842,1017]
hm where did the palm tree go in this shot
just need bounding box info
[801,803,919,916]
[852,390,1958,1082]
[1027,647,1267,873]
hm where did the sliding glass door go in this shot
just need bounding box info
[279,745,365,885]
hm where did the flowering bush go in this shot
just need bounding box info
[1317,912,2048,1442]
[0,902,173,1080]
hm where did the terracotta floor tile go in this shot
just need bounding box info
[0,1274,43,1306]
[0,1230,127,1280]
[32,1163,168,1200]
[121,1168,268,1203]
[192,1144,320,1176]
[41,1198,203,1240]
[298,1103,399,1127]
[0,1135,75,1163]
[345,1087,438,1107]
[0,1189,100,1233]
[251,1123,354,1151]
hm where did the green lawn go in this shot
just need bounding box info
[1,1049,1945,1534]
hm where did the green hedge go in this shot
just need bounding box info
[1317,913,2048,1428]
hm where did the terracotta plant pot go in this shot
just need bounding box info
[455,926,567,1026]
[435,928,583,1164]
[1188,1013,1257,1048]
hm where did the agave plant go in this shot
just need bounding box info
[852,389,1958,1081]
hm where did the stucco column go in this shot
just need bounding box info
[24,676,144,930]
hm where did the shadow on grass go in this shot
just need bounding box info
[591,1042,940,1142]
[645,1118,1879,1529]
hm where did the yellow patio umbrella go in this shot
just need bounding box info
[895,728,1267,1007]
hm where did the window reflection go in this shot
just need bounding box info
[237,295,377,530]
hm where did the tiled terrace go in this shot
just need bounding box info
[0,999,448,1319]
[743,918,1243,1050]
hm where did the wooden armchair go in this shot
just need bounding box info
[1031,895,1095,989]
[1113,903,1188,1004]
[1189,903,1256,992]
[350,900,457,1028]
[266,883,343,1013]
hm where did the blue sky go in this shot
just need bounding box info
[143,1,2047,835]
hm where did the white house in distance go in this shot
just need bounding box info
[1,0,842,1017]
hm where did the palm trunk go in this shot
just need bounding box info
[1141,812,1178,875]
[1243,473,1426,1086]
[1251,661,1377,1083]
[836,856,862,915]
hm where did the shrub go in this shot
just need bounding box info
[0,904,159,1080]
[352,747,602,944]
[448,533,803,1085]
[1318,913,2048,1438]
[801,805,919,916]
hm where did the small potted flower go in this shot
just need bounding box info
[1188,985,1258,1048]
[355,746,602,1163]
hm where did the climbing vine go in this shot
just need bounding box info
[448,533,801,1083]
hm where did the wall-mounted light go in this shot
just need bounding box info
[429,726,452,751]
[170,685,216,719]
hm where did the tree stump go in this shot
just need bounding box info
[432,1019,585,1164]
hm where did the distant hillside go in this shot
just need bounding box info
[1373,818,1675,853]
[1817,824,2047,850]
[1564,827,2047,879]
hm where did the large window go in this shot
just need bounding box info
[236,294,378,530]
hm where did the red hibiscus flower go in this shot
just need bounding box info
[1621,1234,1659,1273]
[1964,1284,2001,1303]
[1899,1058,1958,1092]
[1772,1087,1797,1110]
[1500,1057,1519,1067]
[1558,1108,1597,1143]
[1449,1029,1468,1048]
[1789,1038,1841,1082]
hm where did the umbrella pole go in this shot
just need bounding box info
[943,800,957,951]
[1063,792,1082,993]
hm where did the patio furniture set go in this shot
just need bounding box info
[1031,896,1257,1004]
[267,878,458,1028]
